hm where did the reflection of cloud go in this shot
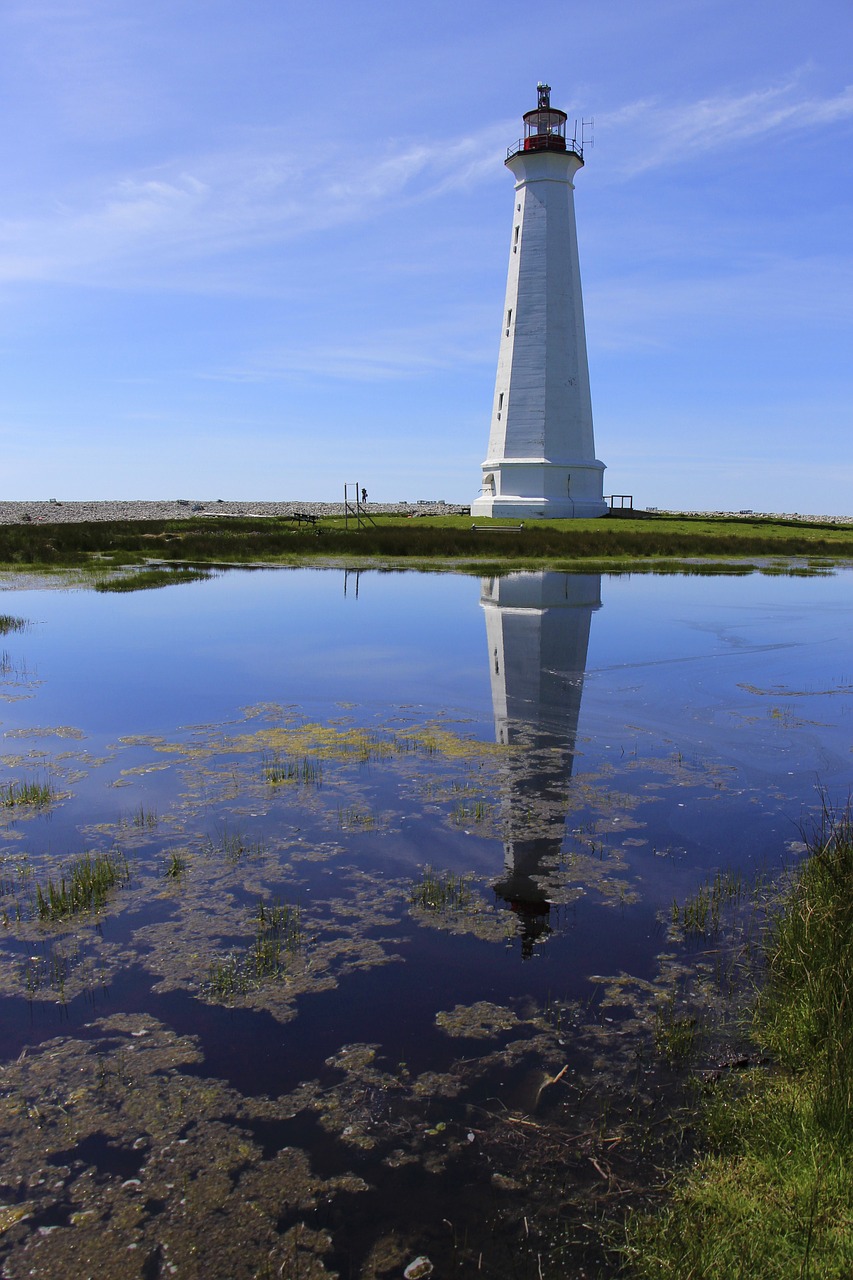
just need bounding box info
[0,124,511,290]
[605,80,853,175]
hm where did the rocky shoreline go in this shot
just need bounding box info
[0,500,849,525]
[0,500,469,524]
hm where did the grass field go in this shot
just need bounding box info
[621,806,853,1280]
[1,511,852,575]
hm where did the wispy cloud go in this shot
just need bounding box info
[209,310,495,383]
[605,79,853,175]
[0,122,511,293]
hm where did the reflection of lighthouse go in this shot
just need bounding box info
[481,572,601,955]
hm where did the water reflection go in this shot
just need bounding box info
[481,572,602,953]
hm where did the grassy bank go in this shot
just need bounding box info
[622,807,853,1279]
[0,511,852,573]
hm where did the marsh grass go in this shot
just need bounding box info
[670,870,745,936]
[0,615,27,634]
[94,565,215,592]
[262,751,323,787]
[164,850,188,879]
[451,798,492,825]
[337,804,375,830]
[0,649,35,678]
[623,804,853,1278]
[207,897,302,997]
[130,803,158,829]
[1,514,852,574]
[759,802,853,1136]
[653,991,699,1063]
[410,865,474,914]
[33,849,130,921]
[1,776,55,808]
[205,822,266,863]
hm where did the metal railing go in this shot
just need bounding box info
[507,135,583,161]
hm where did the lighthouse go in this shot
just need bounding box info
[471,85,607,519]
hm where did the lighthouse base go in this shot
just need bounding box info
[471,459,607,520]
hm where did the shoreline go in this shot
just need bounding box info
[0,500,851,526]
[0,499,469,524]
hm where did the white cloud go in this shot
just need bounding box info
[0,122,511,293]
[604,79,853,175]
[210,310,495,383]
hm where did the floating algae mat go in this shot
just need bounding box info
[0,566,852,1277]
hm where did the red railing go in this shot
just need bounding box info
[507,135,583,161]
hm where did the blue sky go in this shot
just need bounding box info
[1,0,851,512]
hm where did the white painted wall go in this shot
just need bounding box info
[472,148,607,519]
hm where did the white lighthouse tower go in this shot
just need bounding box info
[471,85,607,519]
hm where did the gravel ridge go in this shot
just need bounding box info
[0,500,469,524]
[0,500,850,525]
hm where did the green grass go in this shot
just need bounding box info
[94,565,215,592]
[0,615,28,634]
[130,803,158,828]
[410,865,474,913]
[622,806,853,1279]
[205,822,266,863]
[207,897,303,997]
[164,850,188,879]
[670,869,745,936]
[0,776,55,808]
[337,803,375,830]
[0,513,852,575]
[262,751,323,787]
[451,798,492,825]
[33,849,130,920]
[652,991,699,1064]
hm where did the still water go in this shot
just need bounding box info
[0,567,850,1277]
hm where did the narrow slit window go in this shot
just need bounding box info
[505,309,512,335]
[497,391,504,419]
[513,226,519,252]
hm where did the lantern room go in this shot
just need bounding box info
[522,83,567,152]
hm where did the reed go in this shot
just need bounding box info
[0,615,27,634]
[1,776,55,808]
[410,865,473,913]
[33,850,130,921]
[94,565,214,592]
[131,804,158,829]
[205,822,266,863]
[670,869,745,936]
[207,897,302,997]
[262,752,323,787]
[164,851,188,879]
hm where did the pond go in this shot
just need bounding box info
[0,565,851,1278]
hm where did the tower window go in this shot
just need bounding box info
[505,308,512,335]
[513,226,519,252]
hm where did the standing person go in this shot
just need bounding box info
[361,488,368,505]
